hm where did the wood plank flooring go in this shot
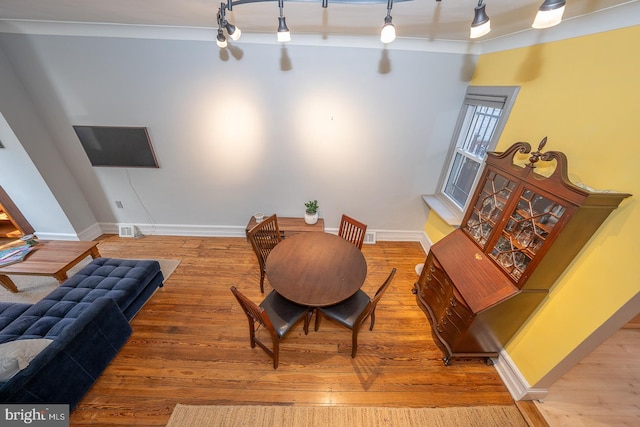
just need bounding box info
[535,328,640,426]
[68,235,519,426]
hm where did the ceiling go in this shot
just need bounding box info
[0,0,635,42]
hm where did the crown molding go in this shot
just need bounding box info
[480,1,640,54]
[1,1,638,54]
[0,19,475,55]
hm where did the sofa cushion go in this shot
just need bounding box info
[0,303,32,330]
[44,258,161,313]
[0,259,161,342]
[0,338,53,381]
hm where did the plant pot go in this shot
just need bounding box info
[305,211,318,225]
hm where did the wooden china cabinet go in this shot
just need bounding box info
[414,140,631,365]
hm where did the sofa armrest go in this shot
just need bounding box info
[0,297,132,409]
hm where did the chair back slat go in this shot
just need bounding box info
[247,214,282,292]
[338,214,367,249]
[230,286,275,333]
[248,214,281,263]
[356,268,397,326]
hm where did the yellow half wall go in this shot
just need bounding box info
[425,25,639,386]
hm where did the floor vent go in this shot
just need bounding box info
[118,225,141,238]
[364,231,377,244]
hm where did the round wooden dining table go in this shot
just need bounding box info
[265,232,367,307]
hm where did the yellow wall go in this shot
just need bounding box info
[425,25,640,385]
[423,209,452,244]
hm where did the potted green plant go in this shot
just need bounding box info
[304,200,319,225]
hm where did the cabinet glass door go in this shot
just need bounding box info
[464,170,517,250]
[489,188,566,282]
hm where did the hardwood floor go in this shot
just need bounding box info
[68,235,519,426]
[534,327,640,426]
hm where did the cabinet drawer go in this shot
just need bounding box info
[435,310,462,343]
[422,256,449,313]
[448,289,474,324]
[425,278,450,317]
[433,315,450,340]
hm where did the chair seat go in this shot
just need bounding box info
[314,269,396,358]
[317,290,369,329]
[260,291,308,338]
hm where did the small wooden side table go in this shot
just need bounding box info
[245,216,325,241]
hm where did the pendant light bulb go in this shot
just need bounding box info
[226,23,241,41]
[277,16,291,42]
[380,15,396,44]
[532,0,566,29]
[216,29,227,48]
[470,1,491,39]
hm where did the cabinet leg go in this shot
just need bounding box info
[442,356,452,366]
[485,357,495,366]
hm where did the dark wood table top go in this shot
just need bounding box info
[265,232,367,307]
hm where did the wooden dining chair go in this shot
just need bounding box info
[338,214,367,249]
[247,214,282,293]
[230,286,309,369]
[314,268,396,358]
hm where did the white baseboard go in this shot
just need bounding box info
[493,349,548,401]
[29,232,81,241]
[34,223,432,244]
[98,223,431,245]
[98,222,247,238]
[77,222,104,240]
[32,222,104,241]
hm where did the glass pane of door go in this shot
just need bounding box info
[489,188,566,282]
[464,170,516,249]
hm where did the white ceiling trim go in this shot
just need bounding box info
[0,1,638,55]
[0,19,480,54]
[481,2,640,54]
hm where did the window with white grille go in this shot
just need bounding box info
[425,86,519,225]
[443,104,503,209]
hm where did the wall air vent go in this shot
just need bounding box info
[364,231,377,244]
[118,225,141,238]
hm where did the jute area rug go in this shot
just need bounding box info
[166,404,528,427]
[0,258,180,304]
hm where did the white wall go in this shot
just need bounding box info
[0,44,92,239]
[0,32,473,238]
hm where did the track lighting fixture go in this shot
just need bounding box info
[532,0,566,29]
[469,0,490,39]
[216,1,241,49]
[213,0,568,49]
[380,0,396,44]
[277,0,291,42]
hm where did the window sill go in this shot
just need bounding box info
[422,194,463,227]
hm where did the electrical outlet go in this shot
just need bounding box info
[115,201,124,209]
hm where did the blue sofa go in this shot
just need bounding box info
[0,258,164,409]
